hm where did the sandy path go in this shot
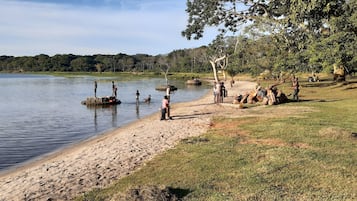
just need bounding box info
[0,81,256,201]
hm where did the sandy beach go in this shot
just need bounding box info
[0,80,256,201]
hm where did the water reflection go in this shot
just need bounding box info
[86,104,118,131]
[136,102,140,118]
[0,74,210,171]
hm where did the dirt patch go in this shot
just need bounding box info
[240,138,311,149]
[210,118,312,149]
[241,138,287,147]
[318,127,353,139]
[210,118,252,138]
[114,185,182,201]
[209,105,315,149]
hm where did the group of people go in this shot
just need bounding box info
[159,76,300,121]
[94,80,117,98]
[94,81,151,103]
[94,80,173,120]
[212,76,300,105]
[135,89,151,104]
[137,86,171,121]
[213,81,227,103]
[94,77,300,122]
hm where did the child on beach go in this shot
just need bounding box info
[161,95,169,120]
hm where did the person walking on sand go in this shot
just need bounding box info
[220,82,226,103]
[94,81,97,97]
[213,82,218,103]
[166,85,172,119]
[230,79,235,88]
[215,81,221,103]
[292,77,300,101]
[161,95,169,120]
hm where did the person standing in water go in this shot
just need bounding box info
[112,81,117,98]
[94,81,97,97]
[112,81,115,96]
[136,90,140,103]
[144,95,151,103]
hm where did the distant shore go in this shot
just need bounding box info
[0,80,256,201]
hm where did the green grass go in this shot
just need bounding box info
[76,77,357,201]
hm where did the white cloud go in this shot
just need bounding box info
[0,0,217,56]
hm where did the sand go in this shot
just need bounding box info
[0,80,256,201]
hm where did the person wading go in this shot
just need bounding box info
[94,81,97,97]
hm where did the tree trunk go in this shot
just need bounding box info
[209,55,227,83]
[209,60,219,83]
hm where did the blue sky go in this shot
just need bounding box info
[0,0,218,56]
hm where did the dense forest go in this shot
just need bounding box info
[0,48,211,74]
[1,0,356,78]
[181,0,357,80]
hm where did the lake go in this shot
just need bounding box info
[0,73,209,171]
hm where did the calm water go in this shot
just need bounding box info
[0,74,209,171]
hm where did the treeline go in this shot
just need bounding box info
[0,47,211,73]
[1,1,356,77]
[1,29,356,76]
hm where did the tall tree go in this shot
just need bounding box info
[183,0,346,40]
[206,35,231,82]
[182,0,349,73]
[306,0,357,73]
[156,55,171,85]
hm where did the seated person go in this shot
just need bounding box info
[144,95,151,103]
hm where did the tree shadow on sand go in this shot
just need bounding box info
[171,112,212,120]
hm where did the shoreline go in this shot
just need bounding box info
[0,86,211,176]
[0,80,256,201]
[0,108,166,177]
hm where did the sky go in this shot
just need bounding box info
[0,0,218,56]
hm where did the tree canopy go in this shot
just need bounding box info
[182,0,356,76]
